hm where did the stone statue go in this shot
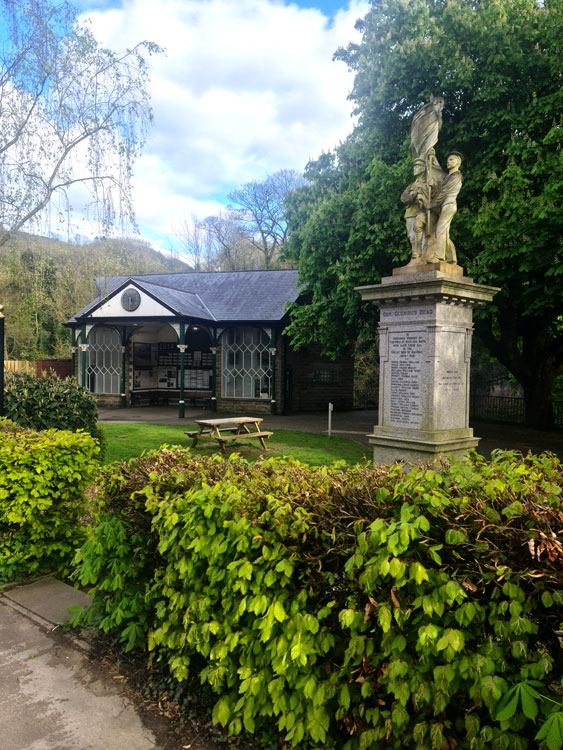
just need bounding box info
[401,97,462,266]
[428,151,463,263]
[410,96,443,174]
[400,161,429,261]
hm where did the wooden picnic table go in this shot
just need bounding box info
[186,416,273,454]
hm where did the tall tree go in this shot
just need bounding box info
[228,169,305,268]
[0,0,160,246]
[0,231,190,358]
[200,211,263,271]
[284,0,563,428]
[175,215,216,271]
[177,170,304,271]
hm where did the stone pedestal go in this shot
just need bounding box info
[356,263,498,466]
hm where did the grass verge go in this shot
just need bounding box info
[101,422,369,466]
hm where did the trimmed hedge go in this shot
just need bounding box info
[4,371,106,458]
[0,418,100,581]
[73,448,563,749]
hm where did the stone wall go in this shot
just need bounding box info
[95,394,121,408]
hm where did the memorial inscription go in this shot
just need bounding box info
[381,306,433,320]
[388,331,426,428]
[438,369,464,394]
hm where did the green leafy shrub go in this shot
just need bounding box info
[72,449,176,645]
[0,418,100,581]
[73,448,563,749]
[4,371,106,458]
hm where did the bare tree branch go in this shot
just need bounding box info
[228,169,305,268]
[0,0,161,245]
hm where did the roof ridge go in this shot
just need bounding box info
[134,277,198,296]
[98,268,297,281]
[194,292,217,322]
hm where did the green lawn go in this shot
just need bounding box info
[101,422,369,466]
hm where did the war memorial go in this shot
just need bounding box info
[357,99,499,465]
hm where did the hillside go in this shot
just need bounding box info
[0,232,191,359]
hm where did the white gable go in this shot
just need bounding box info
[89,285,173,318]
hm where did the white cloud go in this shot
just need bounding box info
[79,0,369,244]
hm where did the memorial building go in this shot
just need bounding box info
[67,269,353,416]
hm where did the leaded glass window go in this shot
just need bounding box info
[221,327,271,399]
[86,326,121,394]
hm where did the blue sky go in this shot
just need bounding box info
[294,0,356,13]
[68,0,370,253]
[75,0,360,16]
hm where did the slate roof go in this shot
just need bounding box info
[69,269,301,324]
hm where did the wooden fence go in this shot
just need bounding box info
[3,359,72,378]
[4,360,35,374]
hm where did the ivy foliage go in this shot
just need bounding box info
[0,418,99,581]
[73,447,563,749]
[4,371,106,457]
[284,0,563,428]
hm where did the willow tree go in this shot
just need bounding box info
[284,0,563,429]
[0,0,160,245]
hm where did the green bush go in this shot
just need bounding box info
[4,371,106,458]
[0,417,100,581]
[73,448,563,749]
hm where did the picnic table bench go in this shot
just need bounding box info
[186,417,273,455]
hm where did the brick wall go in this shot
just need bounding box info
[284,339,354,412]
[36,359,72,378]
[215,396,272,415]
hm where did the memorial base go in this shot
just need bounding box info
[369,428,480,467]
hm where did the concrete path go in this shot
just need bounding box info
[98,405,563,459]
[0,578,172,750]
